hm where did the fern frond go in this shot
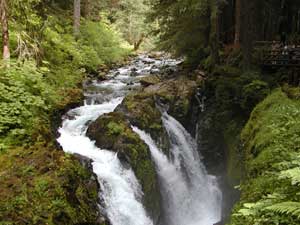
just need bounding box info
[280,168,300,186]
[266,202,300,219]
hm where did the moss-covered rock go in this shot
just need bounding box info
[139,75,161,87]
[195,68,272,221]
[0,143,104,225]
[85,75,204,223]
[86,112,161,223]
[116,91,171,155]
[229,88,300,225]
[115,75,201,153]
[144,77,199,125]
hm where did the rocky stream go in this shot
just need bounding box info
[57,55,224,225]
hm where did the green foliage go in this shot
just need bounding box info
[0,144,100,225]
[266,202,300,219]
[0,61,53,140]
[0,1,130,147]
[112,0,150,48]
[208,67,269,120]
[280,168,300,186]
[229,88,300,225]
[240,80,270,113]
[148,0,214,64]
[79,21,129,68]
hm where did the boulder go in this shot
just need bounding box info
[86,112,162,223]
[139,75,161,87]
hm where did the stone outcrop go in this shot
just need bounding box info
[86,112,161,223]
[86,75,202,224]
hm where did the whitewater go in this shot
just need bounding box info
[57,55,222,225]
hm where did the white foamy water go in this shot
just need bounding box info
[57,54,221,225]
[58,98,153,225]
[132,112,222,225]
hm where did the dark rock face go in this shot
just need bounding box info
[194,82,242,224]
[73,154,110,225]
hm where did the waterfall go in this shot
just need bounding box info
[132,112,222,225]
[57,98,153,225]
[57,54,221,225]
[57,55,181,225]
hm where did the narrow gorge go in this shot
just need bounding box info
[57,55,225,225]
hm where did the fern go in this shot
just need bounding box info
[266,202,300,219]
[280,167,300,186]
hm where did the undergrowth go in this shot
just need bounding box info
[0,13,130,151]
[230,88,300,225]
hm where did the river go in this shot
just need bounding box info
[57,54,222,225]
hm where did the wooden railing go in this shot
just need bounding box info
[255,41,300,68]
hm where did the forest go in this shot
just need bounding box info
[0,0,300,225]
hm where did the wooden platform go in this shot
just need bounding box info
[254,42,300,86]
[257,42,300,68]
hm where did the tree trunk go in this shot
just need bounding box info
[83,0,91,19]
[0,0,10,61]
[234,0,241,46]
[241,0,254,70]
[134,35,145,51]
[74,0,81,37]
[210,0,221,66]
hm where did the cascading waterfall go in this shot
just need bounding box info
[133,112,222,225]
[58,98,153,225]
[57,55,172,225]
[57,54,222,225]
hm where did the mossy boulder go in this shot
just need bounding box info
[85,75,203,223]
[116,92,166,147]
[119,75,200,133]
[0,143,104,225]
[86,112,161,223]
[229,88,300,225]
[143,77,199,126]
[139,75,161,87]
[116,76,201,152]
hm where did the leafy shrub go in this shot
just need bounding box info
[0,61,53,139]
[79,21,129,68]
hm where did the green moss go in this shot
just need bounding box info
[201,70,270,185]
[0,143,100,225]
[223,120,243,185]
[121,92,163,136]
[107,121,125,135]
[86,112,161,220]
[229,88,300,225]
[212,65,241,77]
